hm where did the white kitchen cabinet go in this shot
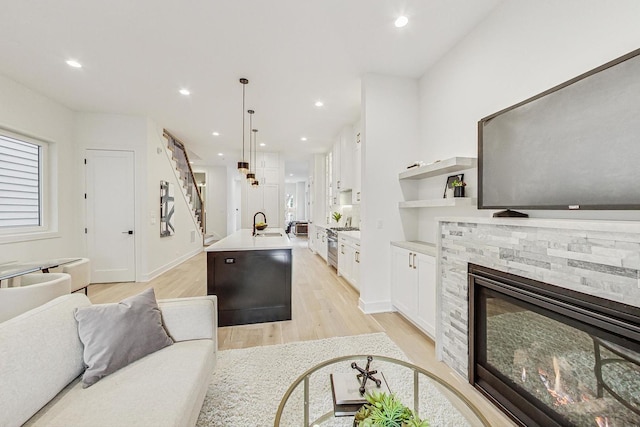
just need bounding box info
[415,254,436,337]
[352,129,361,204]
[339,125,353,192]
[247,183,279,229]
[338,233,360,290]
[308,224,316,251]
[254,152,279,185]
[390,245,436,339]
[311,226,328,261]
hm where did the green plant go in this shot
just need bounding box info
[354,391,429,427]
[332,211,342,223]
[452,178,466,187]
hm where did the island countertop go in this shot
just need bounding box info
[205,228,292,252]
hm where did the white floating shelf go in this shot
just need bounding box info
[399,198,477,208]
[399,157,477,180]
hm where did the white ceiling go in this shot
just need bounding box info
[0,0,502,178]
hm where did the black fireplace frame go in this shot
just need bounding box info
[468,263,640,427]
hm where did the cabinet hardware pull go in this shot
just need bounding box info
[408,252,412,268]
[413,253,416,269]
[341,244,344,254]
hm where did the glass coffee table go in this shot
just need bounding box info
[274,355,490,426]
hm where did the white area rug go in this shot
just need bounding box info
[197,333,472,427]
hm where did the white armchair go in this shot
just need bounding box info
[0,273,71,322]
[61,258,91,294]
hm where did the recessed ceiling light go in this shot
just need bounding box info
[289,174,294,177]
[395,16,409,28]
[259,143,266,147]
[212,132,220,136]
[179,88,191,96]
[66,59,82,68]
[315,101,324,107]
[300,137,307,141]
[217,153,224,156]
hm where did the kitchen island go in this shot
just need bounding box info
[205,228,292,326]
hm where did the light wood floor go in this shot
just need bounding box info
[89,236,513,426]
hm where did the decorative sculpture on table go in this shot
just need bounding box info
[160,180,175,237]
[351,356,382,395]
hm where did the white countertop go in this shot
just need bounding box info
[338,230,361,242]
[391,241,436,257]
[205,228,293,252]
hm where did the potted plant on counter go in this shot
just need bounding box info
[332,211,342,224]
[353,391,429,427]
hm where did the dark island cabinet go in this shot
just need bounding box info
[207,249,292,326]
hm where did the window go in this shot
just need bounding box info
[0,132,45,231]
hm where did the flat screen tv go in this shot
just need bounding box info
[478,48,640,211]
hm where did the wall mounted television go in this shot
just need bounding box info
[478,48,640,212]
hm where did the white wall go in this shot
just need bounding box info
[75,113,202,282]
[195,165,227,239]
[0,73,80,262]
[416,0,640,243]
[144,121,202,281]
[359,73,420,313]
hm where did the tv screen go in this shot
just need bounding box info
[479,48,640,211]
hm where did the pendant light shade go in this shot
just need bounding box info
[237,78,250,174]
[246,110,256,183]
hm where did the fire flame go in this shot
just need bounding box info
[538,356,575,406]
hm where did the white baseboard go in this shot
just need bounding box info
[358,298,394,314]
[139,247,203,282]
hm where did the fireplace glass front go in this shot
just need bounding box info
[469,264,640,427]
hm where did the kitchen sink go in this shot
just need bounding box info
[255,232,283,237]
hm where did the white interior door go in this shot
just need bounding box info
[86,149,135,283]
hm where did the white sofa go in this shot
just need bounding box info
[0,293,217,427]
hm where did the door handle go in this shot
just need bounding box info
[122,230,134,235]
[413,253,416,269]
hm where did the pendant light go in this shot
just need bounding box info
[237,78,250,174]
[246,109,256,183]
[251,128,260,186]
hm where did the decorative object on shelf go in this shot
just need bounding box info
[160,180,175,237]
[237,78,250,175]
[443,174,464,199]
[452,177,466,198]
[332,212,342,224]
[351,356,382,395]
[255,222,267,231]
[246,110,256,183]
[406,161,425,169]
[353,391,429,427]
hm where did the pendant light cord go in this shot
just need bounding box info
[242,83,246,162]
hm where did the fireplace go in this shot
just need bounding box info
[469,264,640,427]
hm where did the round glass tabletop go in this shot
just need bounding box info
[274,355,490,427]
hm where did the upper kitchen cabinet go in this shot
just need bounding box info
[352,123,361,205]
[331,124,358,198]
[254,152,279,185]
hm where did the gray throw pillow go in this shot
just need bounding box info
[74,288,173,388]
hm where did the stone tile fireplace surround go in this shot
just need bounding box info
[436,217,640,378]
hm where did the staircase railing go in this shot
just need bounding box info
[163,130,205,234]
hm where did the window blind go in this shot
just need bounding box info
[0,135,41,228]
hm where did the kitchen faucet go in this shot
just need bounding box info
[253,211,266,236]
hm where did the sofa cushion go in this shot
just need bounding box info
[0,294,91,427]
[25,340,216,427]
[74,288,173,387]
